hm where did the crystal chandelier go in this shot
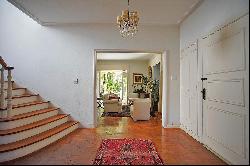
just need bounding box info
[117,0,139,38]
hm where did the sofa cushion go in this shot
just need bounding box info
[103,99,119,104]
[134,98,151,103]
[109,96,119,100]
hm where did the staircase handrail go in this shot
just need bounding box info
[0,56,14,118]
[0,56,14,70]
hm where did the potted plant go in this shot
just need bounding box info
[132,84,145,97]
[132,75,150,98]
[149,80,159,116]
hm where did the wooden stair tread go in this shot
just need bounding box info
[0,114,68,136]
[11,94,38,99]
[0,107,58,122]
[13,87,26,90]
[12,101,48,109]
[0,121,79,153]
[4,87,26,91]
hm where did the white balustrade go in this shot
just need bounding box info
[0,67,4,109]
[7,68,13,117]
[0,56,14,118]
[0,66,5,118]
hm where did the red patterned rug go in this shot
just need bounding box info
[93,138,164,165]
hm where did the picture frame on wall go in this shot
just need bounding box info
[133,73,143,84]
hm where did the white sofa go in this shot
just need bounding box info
[128,93,139,105]
[130,98,151,121]
[103,94,122,113]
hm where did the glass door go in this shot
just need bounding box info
[98,70,127,104]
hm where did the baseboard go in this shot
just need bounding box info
[180,124,232,165]
[180,124,201,142]
[84,123,96,128]
[166,124,180,128]
[203,144,232,165]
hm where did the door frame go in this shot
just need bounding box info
[93,49,169,128]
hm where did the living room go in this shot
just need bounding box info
[96,52,162,122]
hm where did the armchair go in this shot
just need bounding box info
[103,93,122,113]
[130,98,151,121]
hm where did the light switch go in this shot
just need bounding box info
[74,78,79,84]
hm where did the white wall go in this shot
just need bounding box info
[180,0,249,48]
[0,0,180,128]
[97,60,149,94]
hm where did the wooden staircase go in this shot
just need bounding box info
[0,57,79,163]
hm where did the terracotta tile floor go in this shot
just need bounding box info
[2,116,226,165]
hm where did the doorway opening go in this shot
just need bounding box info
[96,70,128,117]
[94,50,168,128]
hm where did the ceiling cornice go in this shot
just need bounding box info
[7,0,44,25]
[178,0,204,25]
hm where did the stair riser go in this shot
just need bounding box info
[0,123,79,163]
[4,89,26,97]
[0,110,59,130]
[11,103,49,116]
[11,96,38,105]
[0,116,69,145]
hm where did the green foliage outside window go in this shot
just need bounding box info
[102,72,122,94]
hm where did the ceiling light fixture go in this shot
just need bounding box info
[116,0,139,38]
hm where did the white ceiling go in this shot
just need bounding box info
[97,52,160,60]
[9,0,201,25]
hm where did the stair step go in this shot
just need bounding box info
[12,88,26,96]
[4,87,26,91]
[0,108,59,130]
[10,101,50,117]
[0,114,69,145]
[0,121,79,153]
[0,108,59,122]
[11,94,38,99]
[13,88,25,90]
[0,114,67,136]
[11,94,39,105]
[3,88,26,97]
[12,101,48,109]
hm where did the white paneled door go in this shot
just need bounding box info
[180,42,199,139]
[201,14,249,165]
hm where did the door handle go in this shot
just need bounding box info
[201,77,207,81]
[201,88,206,100]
